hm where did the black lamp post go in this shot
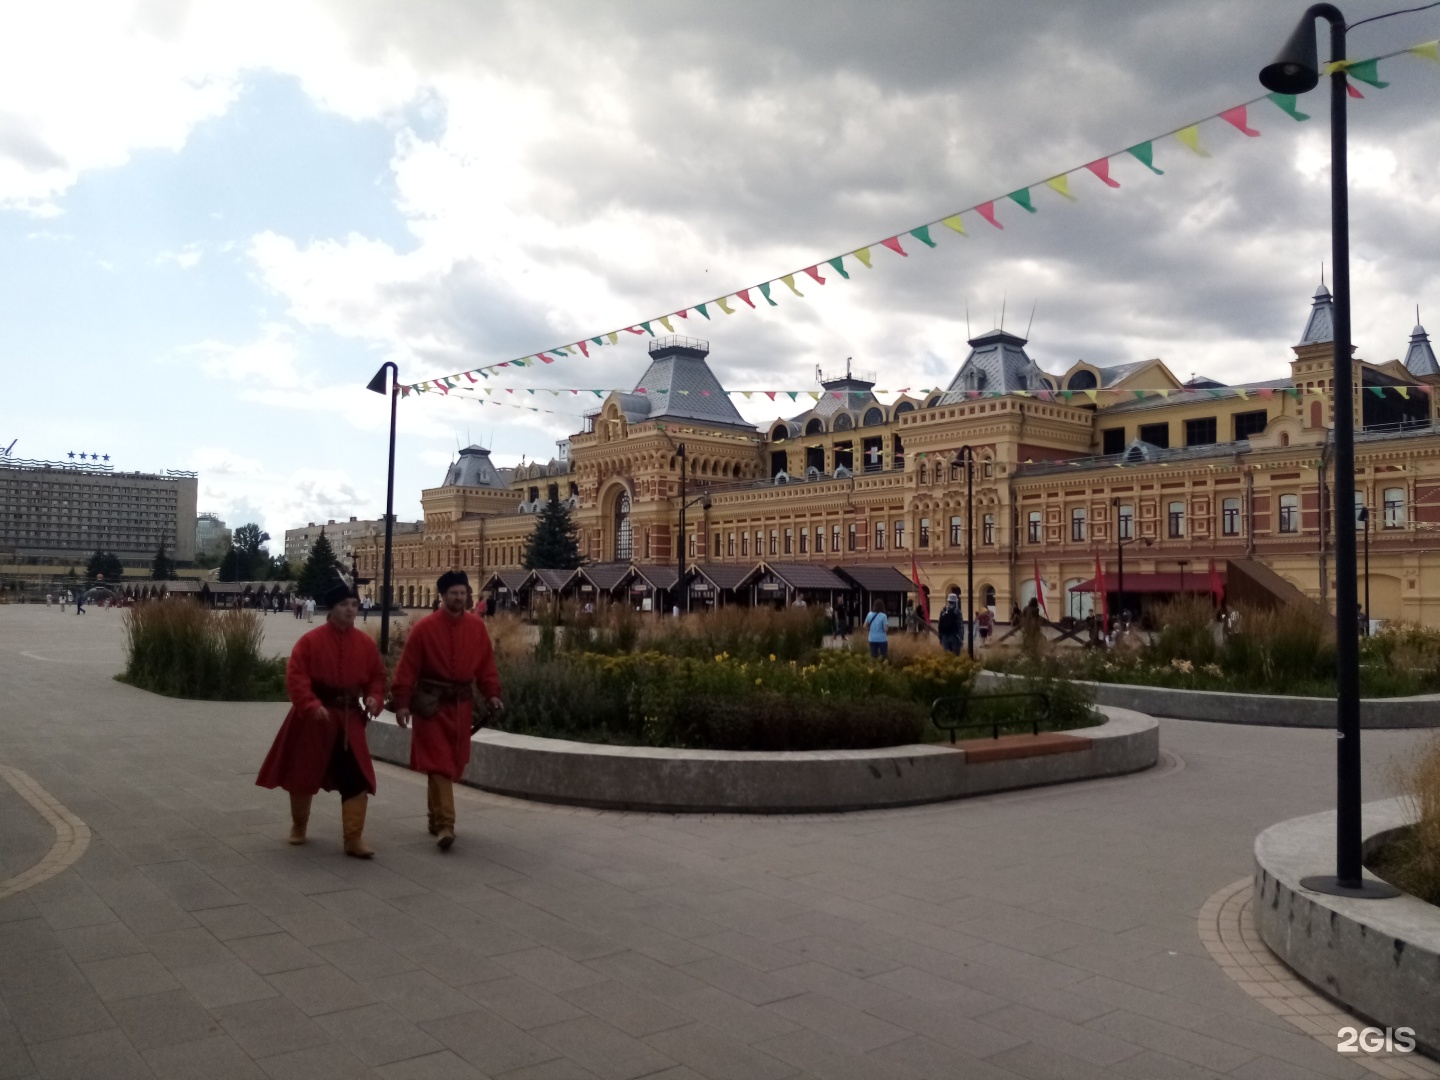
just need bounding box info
[1177,559,1189,597]
[366,362,399,657]
[674,443,712,614]
[1261,5,1396,899]
[957,446,976,658]
[1112,497,1152,629]
[1358,504,1371,635]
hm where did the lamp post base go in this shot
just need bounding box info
[1298,874,1401,900]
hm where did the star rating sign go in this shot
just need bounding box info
[66,451,75,459]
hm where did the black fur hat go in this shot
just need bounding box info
[437,569,470,595]
[320,572,359,608]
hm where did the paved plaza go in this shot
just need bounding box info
[0,605,1436,1079]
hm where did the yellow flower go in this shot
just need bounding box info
[768,653,776,662]
[755,677,762,685]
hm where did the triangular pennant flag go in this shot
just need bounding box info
[577,341,589,357]
[400,385,411,397]
[1236,387,1247,399]
[1207,388,1223,399]
[1007,188,1037,213]
[1219,105,1260,137]
[591,336,603,346]
[741,391,753,399]
[696,303,710,320]
[700,390,711,396]
[853,247,873,268]
[538,352,555,363]
[976,201,1003,229]
[759,282,777,306]
[1259,387,1274,399]
[879,236,907,257]
[1063,390,1074,402]
[626,327,646,335]
[1370,386,1385,397]
[1083,389,1098,402]
[909,225,936,248]
[940,214,965,235]
[827,256,850,279]
[1267,92,1310,121]
[736,289,756,309]
[781,273,804,297]
[786,392,798,400]
[1347,82,1365,99]
[764,391,777,401]
[1126,142,1164,174]
[1084,158,1121,188]
[1409,40,1440,62]
[464,372,478,383]
[716,296,735,314]
[553,346,570,355]
[803,265,827,284]
[831,392,843,399]
[1347,58,1389,88]
[1045,175,1075,200]
[1397,386,1410,399]
[485,388,494,395]
[527,388,536,395]
[1157,389,1170,398]
[548,389,560,396]
[676,310,688,319]
[808,392,820,401]
[659,316,674,332]
[1175,125,1209,156]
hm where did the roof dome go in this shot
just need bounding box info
[442,446,509,489]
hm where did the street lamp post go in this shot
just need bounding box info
[1112,497,1152,629]
[673,444,712,614]
[1177,559,1189,598]
[1261,5,1397,899]
[1358,505,1371,634]
[365,362,399,657]
[957,446,976,657]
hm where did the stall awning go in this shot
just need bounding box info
[690,563,763,591]
[576,563,633,592]
[832,564,915,593]
[762,562,849,592]
[1070,571,1225,595]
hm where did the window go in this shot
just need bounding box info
[1168,501,1185,538]
[847,523,856,551]
[1233,410,1268,440]
[894,520,904,549]
[950,516,962,546]
[1027,511,1042,543]
[874,520,885,550]
[688,532,698,558]
[1139,422,1170,449]
[727,532,736,556]
[784,528,794,554]
[713,532,720,557]
[919,518,930,548]
[1102,428,1126,455]
[1384,487,1406,528]
[754,530,763,556]
[1117,503,1134,540]
[815,527,824,553]
[1222,498,1241,536]
[1279,494,1299,533]
[919,464,927,485]
[799,529,808,554]
[1355,492,1366,530]
[1185,417,1218,447]
[983,514,995,545]
[741,532,749,557]
[832,524,841,552]
[1067,368,1098,390]
[769,530,778,555]
[614,493,633,561]
[1070,507,1086,542]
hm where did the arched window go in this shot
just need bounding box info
[832,412,853,431]
[984,585,997,608]
[805,418,825,435]
[894,402,915,417]
[771,425,787,441]
[863,407,885,426]
[614,493,633,561]
[1067,369,1098,390]
[919,463,928,484]
[926,395,941,408]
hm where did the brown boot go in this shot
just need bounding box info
[341,795,374,859]
[432,775,456,851]
[426,774,441,836]
[288,793,312,845]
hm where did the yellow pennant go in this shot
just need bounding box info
[853,247,873,268]
[1084,389,1099,402]
[1157,389,1170,398]
[716,296,735,314]
[808,391,820,400]
[1237,388,1248,399]
[659,315,674,332]
[1321,59,1354,75]
[781,273,803,297]
[1175,125,1210,157]
[741,391,753,399]
[940,215,965,235]
[1409,40,1440,62]
[1045,175,1075,201]
[1398,386,1411,399]
[485,388,493,395]
[607,332,619,345]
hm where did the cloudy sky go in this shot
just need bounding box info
[3,0,1439,548]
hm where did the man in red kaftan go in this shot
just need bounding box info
[391,570,503,850]
[257,574,385,857]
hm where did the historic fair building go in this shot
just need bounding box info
[354,284,1440,626]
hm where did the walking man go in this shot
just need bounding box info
[392,570,503,850]
[864,599,889,660]
[75,589,86,615]
[937,593,962,655]
[256,573,385,857]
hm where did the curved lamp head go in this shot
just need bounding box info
[366,365,391,395]
[1260,13,1320,94]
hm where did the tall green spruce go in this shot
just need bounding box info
[150,541,177,580]
[297,530,341,599]
[523,490,582,570]
[86,551,125,582]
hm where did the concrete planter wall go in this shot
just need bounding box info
[976,671,1440,728]
[366,706,1158,813]
[1253,799,1440,1057]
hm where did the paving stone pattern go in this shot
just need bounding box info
[0,605,1435,1079]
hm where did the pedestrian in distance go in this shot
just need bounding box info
[864,599,889,660]
[255,573,384,858]
[75,590,86,615]
[304,596,316,623]
[937,593,962,655]
[391,570,504,851]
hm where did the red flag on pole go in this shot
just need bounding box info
[1033,560,1049,619]
[1209,558,1224,608]
[1095,552,1109,632]
[911,553,929,626]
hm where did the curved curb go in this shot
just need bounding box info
[976,671,1440,728]
[366,706,1158,813]
[1253,799,1440,1059]
[0,764,91,901]
[1199,877,1440,1077]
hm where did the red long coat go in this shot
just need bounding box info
[391,609,502,780]
[256,623,386,796]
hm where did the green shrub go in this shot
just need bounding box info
[120,601,286,700]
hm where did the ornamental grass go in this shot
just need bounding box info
[1369,735,1440,905]
[120,601,286,701]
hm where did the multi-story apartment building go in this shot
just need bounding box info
[0,459,198,568]
[286,517,422,571]
[195,512,231,559]
[355,284,1440,625]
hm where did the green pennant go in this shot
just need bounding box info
[1126,141,1164,175]
[591,337,603,345]
[1063,390,1073,402]
[758,282,778,306]
[1370,386,1386,397]
[696,302,710,319]
[827,256,850,279]
[1133,390,1145,399]
[787,391,798,400]
[1347,58,1389,88]
[1267,92,1310,121]
[592,390,603,397]
[909,225,937,248]
[527,388,536,395]
[1207,389,1222,399]
[640,322,654,335]
[1007,188,1037,213]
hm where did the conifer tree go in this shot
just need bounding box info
[297,530,341,599]
[522,491,582,570]
[151,541,177,580]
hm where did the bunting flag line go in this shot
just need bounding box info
[403,40,1437,395]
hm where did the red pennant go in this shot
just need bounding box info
[676,309,688,319]
[576,341,589,357]
[831,392,842,399]
[700,390,710,396]
[625,327,646,335]
[879,236,907,257]
[400,386,411,398]
[1347,82,1364,99]
[976,202,1003,229]
[538,353,555,363]
[506,388,514,393]
[464,372,478,383]
[765,391,777,400]
[636,387,647,394]
[1219,105,1260,136]
[737,288,756,308]
[802,265,826,284]
[1084,158,1120,188]
[1259,387,1274,399]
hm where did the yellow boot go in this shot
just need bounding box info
[288,793,312,845]
[341,795,374,859]
[426,775,441,836]
[433,775,456,851]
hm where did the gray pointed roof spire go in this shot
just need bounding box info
[616,337,751,429]
[1298,283,1334,346]
[1403,319,1439,377]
